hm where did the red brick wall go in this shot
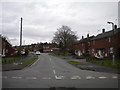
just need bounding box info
[90,31,120,58]
[2,38,15,56]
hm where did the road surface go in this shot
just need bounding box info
[2,53,119,88]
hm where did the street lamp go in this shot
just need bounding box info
[107,22,114,30]
[107,21,115,65]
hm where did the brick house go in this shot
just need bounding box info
[43,43,59,52]
[90,28,120,58]
[0,35,15,57]
[28,43,43,52]
[27,42,59,53]
[74,34,94,56]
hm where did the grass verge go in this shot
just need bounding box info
[68,61,84,65]
[19,57,37,66]
[2,56,26,65]
[86,59,120,69]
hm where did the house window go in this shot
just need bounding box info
[92,49,94,54]
[108,37,111,43]
[6,49,8,53]
[83,49,85,53]
[93,40,95,45]
[109,47,113,54]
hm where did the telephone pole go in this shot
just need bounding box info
[20,17,23,47]
[20,17,23,55]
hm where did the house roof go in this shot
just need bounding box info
[79,36,95,43]
[92,28,120,40]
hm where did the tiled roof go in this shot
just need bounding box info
[92,28,120,40]
[79,36,94,43]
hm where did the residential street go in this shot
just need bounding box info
[2,53,119,88]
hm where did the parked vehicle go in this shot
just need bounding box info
[35,51,41,55]
[21,51,25,55]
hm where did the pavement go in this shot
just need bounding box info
[2,53,119,88]
[2,53,36,71]
[54,55,120,74]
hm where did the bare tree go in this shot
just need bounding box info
[52,25,78,52]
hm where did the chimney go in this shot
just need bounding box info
[82,36,84,39]
[114,25,117,29]
[87,34,89,38]
[102,28,105,33]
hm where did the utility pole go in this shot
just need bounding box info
[107,21,115,65]
[20,17,23,55]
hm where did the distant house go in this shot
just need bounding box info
[74,34,94,56]
[90,28,120,58]
[43,43,59,52]
[0,35,15,57]
[26,42,59,53]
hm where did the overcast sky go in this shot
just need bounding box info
[1,0,119,46]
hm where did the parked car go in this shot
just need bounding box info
[21,51,25,55]
[35,51,41,55]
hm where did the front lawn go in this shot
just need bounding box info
[2,56,26,65]
[86,59,120,69]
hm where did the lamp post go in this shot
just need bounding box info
[107,21,115,65]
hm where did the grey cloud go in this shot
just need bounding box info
[1,1,118,45]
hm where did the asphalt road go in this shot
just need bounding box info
[2,53,119,88]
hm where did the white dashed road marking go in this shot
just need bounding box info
[86,76,95,80]
[71,76,81,79]
[2,75,118,80]
[98,76,107,79]
[26,77,37,79]
[55,76,65,80]
[112,76,118,79]
[12,77,16,79]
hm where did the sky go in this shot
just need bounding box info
[0,0,119,46]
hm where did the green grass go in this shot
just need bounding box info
[86,59,120,69]
[19,57,37,66]
[2,56,25,65]
[68,61,84,65]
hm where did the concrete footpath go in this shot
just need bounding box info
[2,54,36,71]
[55,55,120,74]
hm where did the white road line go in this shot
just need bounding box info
[55,75,63,80]
[98,76,107,79]
[12,77,18,79]
[53,69,56,75]
[112,76,118,79]
[50,57,60,80]
[86,76,95,80]
[26,77,37,79]
[11,77,22,79]
[30,58,39,67]
[71,76,81,79]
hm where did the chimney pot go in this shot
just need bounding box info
[102,28,105,33]
[82,36,84,39]
[114,25,117,29]
[87,34,89,38]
